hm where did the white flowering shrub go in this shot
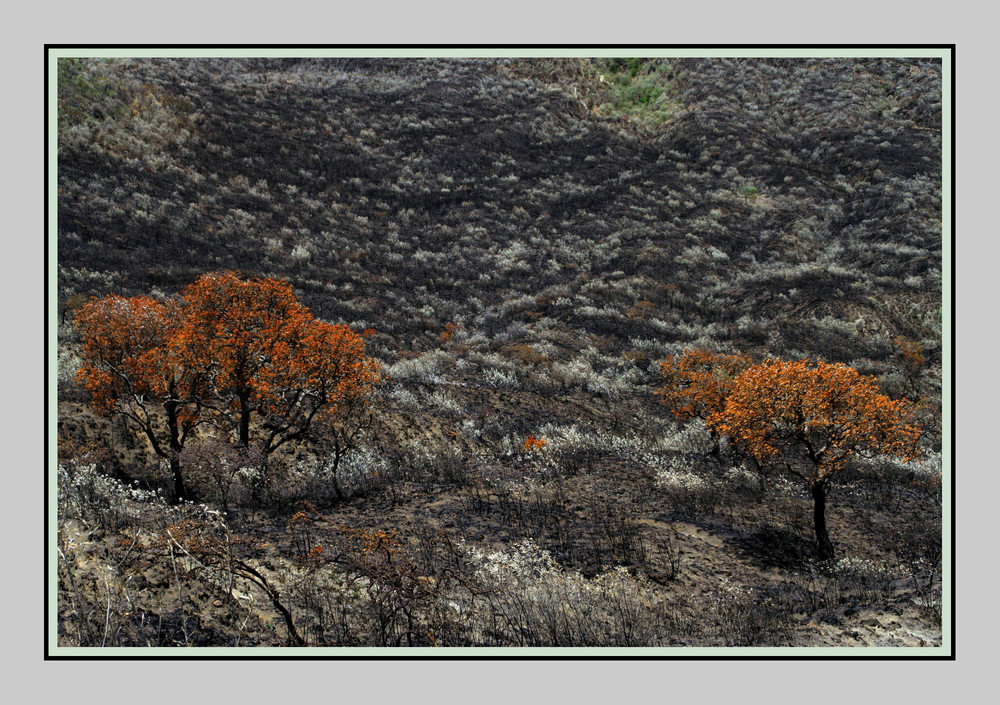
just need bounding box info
[549,358,629,399]
[662,418,716,455]
[527,422,688,478]
[386,384,420,409]
[710,577,789,646]
[333,446,392,496]
[828,556,896,606]
[482,366,518,389]
[386,350,449,384]
[180,442,267,515]
[723,463,762,491]
[722,463,798,497]
[456,540,673,645]
[289,243,312,264]
[285,446,395,503]
[879,451,942,483]
[407,445,471,485]
[655,456,721,516]
[57,347,83,392]
[58,462,168,532]
[846,450,943,512]
[427,389,465,415]
[655,457,710,491]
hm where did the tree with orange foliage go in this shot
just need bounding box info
[657,349,753,459]
[171,271,380,455]
[712,359,921,560]
[75,295,205,501]
[75,272,381,503]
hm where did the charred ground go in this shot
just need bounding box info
[55,56,944,648]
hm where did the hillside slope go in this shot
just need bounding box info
[54,56,944,649]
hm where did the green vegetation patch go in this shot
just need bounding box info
[57,58,197,147]
[591,58,680,126]
[57,58,130,128]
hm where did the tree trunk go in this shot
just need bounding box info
[170,456,187,504]
[329,447,345,501]
[811,479,834,560]
[165,399,187,504]
[708,437,722,465]
[239,398,251,448]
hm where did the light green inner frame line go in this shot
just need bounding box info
[47,45,953,657]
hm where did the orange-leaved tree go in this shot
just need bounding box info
[711,359,921,560]
[75,271,381,502]
[172,271,380,453]
[657,349,753,459]
[74,295,206,501]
